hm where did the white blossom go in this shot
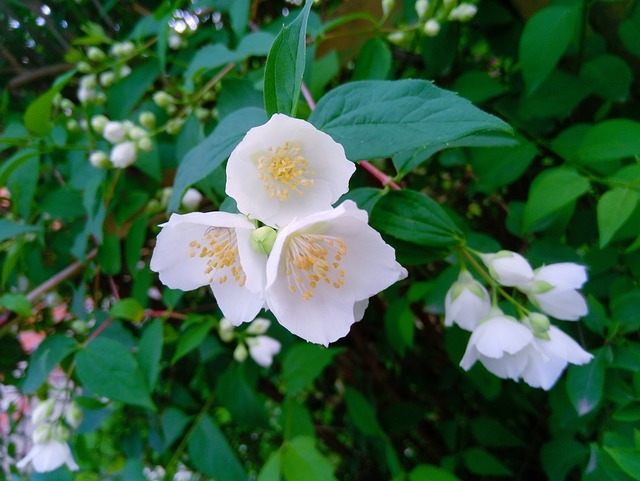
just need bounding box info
[246,317,271,335]
[481,250,534,287]
[103,121,127,143]
[181,188,203,211]
[519,263,588,321]
[110,141,138,168]
[265,201,407,345]
[225,114,356,227]
[17,440,79,472]
[444,269,491,331]
[247,335,281,367]
[449,3,478,22]
[423,19,440,36]
[150,212,267,326]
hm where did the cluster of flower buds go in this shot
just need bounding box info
[150,114,407,346]
[445,250,592,389]
[89,113,154,169]
[219,317,282,368]
[77,42,133,100]
[17,397,82,473]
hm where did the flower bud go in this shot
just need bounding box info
[99,71,115,87]
[180,188,203,210]
[168,32,183,50]
[219,317,235,342]
[382,0,395,16]
[32,399,56,425]
[115,41,135,57]
[119,64,132,78]
[110,141,138,168]
[528,312,550,336]
[247,318,270,335]
[415,0,429,18]
[233,343,248,363]
[139,112,156,130]
[94,91,107,105]
[64,402,83,429]
[195,107,210,122]
[70,319,90,335]
[103,121,126,143]
[89,151,111,168]
[128,126,147,140]
[137,137,153,152]
[77,85,95,104]
[90,115,109,133]
[77,61,91,73]
[166,118,185,135]
[423,19,441,36]
[153,91,175,108]
[87,46,105,62]
[50,423,70,442]
[250,226,277,256]
[32,424,53,444]
[80,74,97,89]
[66,119,79,131]
[167,104,178,115]
[60,98,75,111]
[159,187,173,208]
[449,3,477,21]
[387,31,408,45]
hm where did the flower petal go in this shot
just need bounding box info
[533,287,588,321]
[472,316,533,358]
[535,263,587,289]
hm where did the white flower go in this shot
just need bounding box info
[17,440,79,472]
[89,151,110,168]
[77,85,95,105]
[246,317,271,335]
[460,308,533,380]
[265,200,407,345]
[218,317,235,342]
[181,188,203,211]
[31,399,56,425]
[519,263,588,321]
[225,114,356,227]
[110,141,138,168]
[150,212,267,326]
[444,270,491,331]
[449,3,478,22]
[103,121,127,143]
[516,324,593,390]
[423,19,440,37]
[481,250,534,287]
[169,32,183,50]
[247,335,281,367]
[415,0,429,18]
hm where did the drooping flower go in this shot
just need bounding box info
[460,308,534,380]
[17,439,79,472]
[519,263,588,321]
[481,250,534,287]
[264,200,407,346]
[444,269,491,331]
[150,212,267,325]
[225,114,356,227]
[247,335,281,368]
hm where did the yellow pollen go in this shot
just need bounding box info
[284,233,347,300]
[188,227,247,288]
[257,142,315,201]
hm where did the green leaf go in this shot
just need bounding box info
[282,397,315,440]
[188,414,249,481]
[370,190,463,248]
[612,291,640,334]
[345,387,382,437]
[453,70,508,104]
[0,220,40,243]
[604,448,640,481]
[619,12,640,59]
[217,363,269,428]
[0,293,32,317]
[353,38,391,81]
[106,59,161,119]
[522,167,590,233]
[340,187,383,214]
[471,417,523,448]
[171,318,215,364]
[97,233,122,276]
[577,120,640,163]
[169,107,266,211]
[258,451,282,481]
[281,436,338,481]
[580,55,632,103]
[109,298,145,323]
[519,5,581,93]
[281,344,342,396]
[462,447,513,476]
[409,465,462,481]
[137,319,163,390]
[263,1,313,116]
[22,336,78,394]
[75,337,154,409]
[309,79,512,161]
[541,437,589,481]
[162,407,192,450]
[384,299,415,356]
[566,349,605,416]
[598,188,638,248]
[24,69,75,134]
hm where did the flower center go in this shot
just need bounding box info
[189,227,246,287]
[257,142,315,201]
[285,233,347,300]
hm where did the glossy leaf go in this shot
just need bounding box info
[566,349,606,416]
[597,188,637,248]
[22,336,78,394]
[281,436,338,481]
[577,120,640,163]
[281,344,342,396]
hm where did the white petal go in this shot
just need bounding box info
[533,288,588,320]
[542,326,593,365]
[535,263,587,289]
[248,336,281,367]
[20,441,78,473]
[481,350,529,380]
[354,299,369,322]
[445,288,491,331]
[519,347,567,390]
[472,316,533,358]
[225,114,355,227]
[483,251,534,286]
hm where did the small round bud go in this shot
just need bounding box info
[32,424,53,445]
[153,91,176,108]
[87,46,105,62]
[89,151,110,168]
[110,141,138,168]
[139,112,156,130]
[77,61,92,73]
[77,85,95,104]
[90,115,109,133]
[387,31,408,45]
[423,19,441,37]
[64,401,83,429]
[250,226,277,256]
[128,126,147,140]
[99,71,116,87]
[415,0,429,18]
[66,119,79,131]
[195,107,210,122]
[60,98,75,111]
[168,32,183,50]
[449,3,477,21]
[118,64,132,78]
[202,91,216,102]
[137,137,153,152]
[79,119,88,131]
[247,318,271,335]
[103,121,127,143]
[32,399,56,425]
[180,188,203,211]
[166,118,185,135]
[233,343,248,363]
[50,423,70,442]
[94,91,107,105]
[70,319,90,334]
[167,104,177,115]
[529,312,551,334]
[219,317,235,343]
[80,74,97,89]
[382,0,395,16]
[115,41,135,57]
[159,187,173,208]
